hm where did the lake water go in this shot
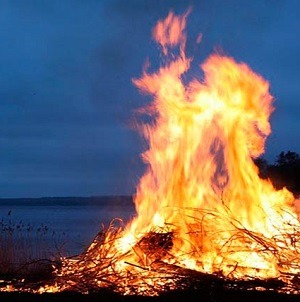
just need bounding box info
[0,196,136,257]
[3,196,299,259]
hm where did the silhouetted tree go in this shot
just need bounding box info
[253,151,300,196]
[276,151,300,166]
[266,151,300,196]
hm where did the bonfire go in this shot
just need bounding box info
[2,10,300,298]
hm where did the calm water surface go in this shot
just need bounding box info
[0,196,135,255]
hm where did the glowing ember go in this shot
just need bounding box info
[2,10,300,296]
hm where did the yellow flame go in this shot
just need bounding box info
[121,10,300,279]
[8,10,298,295]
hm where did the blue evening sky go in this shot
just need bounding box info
[0,0,299,197]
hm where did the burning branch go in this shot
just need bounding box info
[2,9,300,299]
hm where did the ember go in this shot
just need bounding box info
[1,9,300,298]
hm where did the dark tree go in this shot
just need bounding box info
[276,151,300,166]
[253,151,300,196]
[266,151,300,196]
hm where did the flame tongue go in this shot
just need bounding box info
[123,11,299,278]
[31,10,300,296]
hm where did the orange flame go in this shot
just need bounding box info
[11,10,299,296]
[152,9,190,56]
[121,10,299,278]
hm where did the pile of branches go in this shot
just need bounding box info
[48,212,300,296]
[51,220,182,295]
[1,208,300,297]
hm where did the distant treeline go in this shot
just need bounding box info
[254,151,300,197]
[0,196,134,207]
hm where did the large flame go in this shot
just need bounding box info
[120,10,299,277]
[56,11,300,294]
[4,10,299,296]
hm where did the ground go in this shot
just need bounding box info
[0,287,300,302]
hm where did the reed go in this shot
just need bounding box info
[0,211,65,279]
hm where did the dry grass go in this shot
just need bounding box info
[0,212,66,279]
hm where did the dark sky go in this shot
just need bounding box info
[0,0,299,197]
